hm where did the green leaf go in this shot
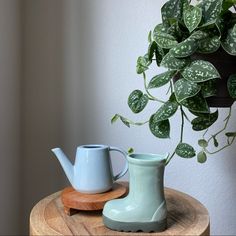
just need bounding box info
[128,90,149,113]
[175,143,196,158]
[182,60,220,82]
[148,41,157,61]
[189,30,208,41]
[198,139,208,147]
[148,31,152,43]
[170,38,198,58]
[199,79,217,98]
[161,0,186,25]
[167,22,182,38]
[128,147,134,154]
[197,36,221,53]
[136,55,151,74]
[227,74,236,99]
[153,100,179,122]
[222,0,236,12]
[199,0,223,25]
[111,114,120,124]
[149,115,170,138]
[148,70,176,89]
[184,6,202,33]
[161,52,190,70]
[180,92,209,113]
[225,132,236,137]
[120,116,130,128]
[155,46,166,66]
[212,135,219,147]
[191,110,218,131]
[174,78,201,102]
[221,24,236,55]
[153,24,168,35]
[112,114,131,128]
[153,32,178,49]
[197,151,207,163]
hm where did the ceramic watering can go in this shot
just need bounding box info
[51,144,128,194]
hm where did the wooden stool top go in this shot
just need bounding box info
[30,183,210,235]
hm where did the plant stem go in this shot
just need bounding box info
[165,151,176,166]
[170,80,173,94]
[207,107,232,144]
[143,72,165,103]
[165,106,185,165]
[205,136,235,155]
[203,128,209,138]
[124,118,149,126]
[180,106,184,143]
[205,107,235,154]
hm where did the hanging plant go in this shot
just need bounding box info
[112,0,236,164]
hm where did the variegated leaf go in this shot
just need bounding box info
[189,30,208,41]
[154,32,178,49]
[221,24,236,56]
[161,0,188,25]
[128,90,149,113]
[155,46,166,66]
[148,70,176,89]
[199,79,217,98]
[161,52,190,70]
[197,36,220,53]
[167,22,182,39]
[149,115,170,138]
[153,100,179,122]
[174,79,201,102]
[136,54,151,74]
[176,143,196,158]
[199,0,223,25]
[184,6,202,33]
[180,92,209,113]
[227,74,236,99]
[181,60,220,82]
[153,24,168,35]
[191,110,218,130]
[170,38,198,58]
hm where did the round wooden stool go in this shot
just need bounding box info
[30,183,210,235]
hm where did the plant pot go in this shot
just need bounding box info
[191,47,236,107]
[102,153,168,233]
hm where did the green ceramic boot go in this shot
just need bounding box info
[103,153,168,233]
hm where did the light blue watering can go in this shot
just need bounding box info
[51,144,128,194]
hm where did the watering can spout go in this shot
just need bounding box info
[51,147,74,185]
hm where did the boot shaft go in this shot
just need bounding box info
[127,153,167,205]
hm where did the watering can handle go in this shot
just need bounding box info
[109,146,128,181]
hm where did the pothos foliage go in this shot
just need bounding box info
[112,0,236,164]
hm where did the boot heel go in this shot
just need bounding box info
[103,215,167,233]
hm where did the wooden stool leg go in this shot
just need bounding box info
[64,206,79,216]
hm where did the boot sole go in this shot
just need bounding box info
[103,215,167,233]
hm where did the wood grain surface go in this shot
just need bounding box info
[61,182,128,213]
[30,183,210,235]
